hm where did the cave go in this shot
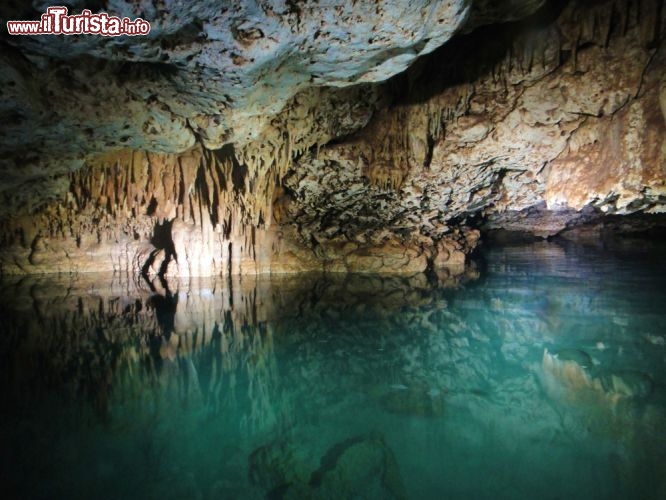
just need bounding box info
[0,0,665,498]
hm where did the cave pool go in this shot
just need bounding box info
[1,240,665,499]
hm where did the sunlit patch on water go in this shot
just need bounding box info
[0,241,665,499]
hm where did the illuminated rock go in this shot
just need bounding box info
[0,0,663,276]
[542,348,595,391]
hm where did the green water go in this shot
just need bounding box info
[1,241,665,499]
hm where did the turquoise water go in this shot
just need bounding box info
[1,241,665,499]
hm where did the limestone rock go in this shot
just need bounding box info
[543,348,654,405]
[292,0,665,245]
[248,440,310,494]
[308,432,406,500]
[543,348,595,391]
[381,384,446,417]
[599,371,653,399]
[0,0,664,276]
[248,432,406,500]
[0,0,545,208]
[552,349,593,369]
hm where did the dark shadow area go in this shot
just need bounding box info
[146,290,178,339]
[388,0,571,105]
[214,143,247,195]
[151,219,176,258]
[160,19,207,52]
[231,160,248,194]
[145,196,158,216]
[116,60,180,86]
[555,213,666,253]
[141,219,177,280]
[482,205,666,247]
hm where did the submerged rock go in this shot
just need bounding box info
[380,383,446,417]
[543,348,654,405]
[308,432,406,500]
[551,349,593,369]
[542,348,594,390]
[249,432,406,500]
[248,440,310,494]
[599,371,653,399]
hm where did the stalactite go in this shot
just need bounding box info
[0,275,280,424]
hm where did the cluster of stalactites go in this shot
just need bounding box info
[359,0,662,195]
[58,83,366,243]
[1,278,278,423]
[62,139,288,244]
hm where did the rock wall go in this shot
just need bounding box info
[1,0,542,213]
[0,0,664,277]
[288,0,666,244]
[0,76,477,276]
[0,136,478,276]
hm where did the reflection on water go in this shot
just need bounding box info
[0,242,665,499]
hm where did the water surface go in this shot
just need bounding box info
[1,241,665,499]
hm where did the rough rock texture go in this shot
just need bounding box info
[0,0,541,210]
[288,0,666,247]
[0,0,665,276]
[249,432,407,499]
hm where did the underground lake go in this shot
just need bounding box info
[1,241,665,499]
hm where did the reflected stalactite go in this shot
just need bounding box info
[0,276,276,434]
[0,271,474,434]
[1,243,666,498]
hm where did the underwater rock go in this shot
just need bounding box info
[249,432,406,500]
[248,440,310,494]
[380,383,446,417]
[543,348,654,405]
[542,348,594,390]
[551,349,593,369]
[598,371,653,399]
[308,432,406,500]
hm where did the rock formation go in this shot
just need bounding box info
[0,0,664,277]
